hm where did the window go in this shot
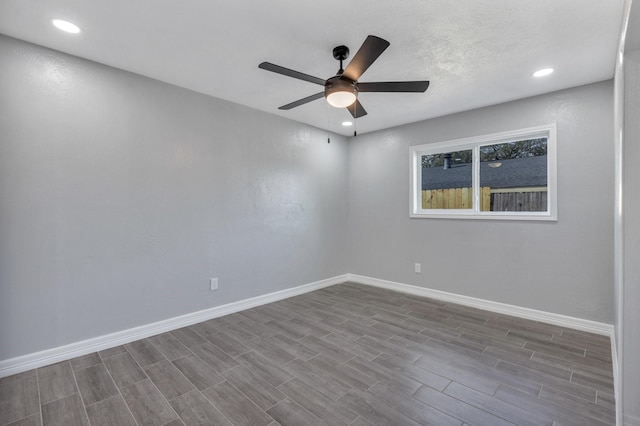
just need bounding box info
[410,124,557,220]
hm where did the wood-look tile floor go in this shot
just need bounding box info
[0,283,615,426]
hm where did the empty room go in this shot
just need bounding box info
[1,1,639,425]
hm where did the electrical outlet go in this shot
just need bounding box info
[415,263,421,274]
[210,278,219,291]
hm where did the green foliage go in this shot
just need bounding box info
[421,138,547,168]
[479,138,547,161]
[421,149,471,168]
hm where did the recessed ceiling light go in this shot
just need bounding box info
[342,121,353,127]
[533,68,554,78]
[52,19,81,34]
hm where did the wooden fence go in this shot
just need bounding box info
[422,187,547,212]
[491,190,547,212]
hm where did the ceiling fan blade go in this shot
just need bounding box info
[259,62,326,86]
[358,81,430,93]
[347,100,367,118]
[342,35,390,81]
[278,92,325,110]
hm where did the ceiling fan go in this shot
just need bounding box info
[259,35,430,119]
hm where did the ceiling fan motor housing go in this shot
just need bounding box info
[325,76,357,107]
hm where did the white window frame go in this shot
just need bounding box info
[410,123,557,221]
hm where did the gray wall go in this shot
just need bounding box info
[0,35,349,361]
[623,47,640,426]
[348,81,614,323]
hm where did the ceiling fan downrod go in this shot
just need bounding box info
[333,45,350,75]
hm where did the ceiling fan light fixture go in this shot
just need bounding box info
[325,76,356,108]
[326,90,356,108]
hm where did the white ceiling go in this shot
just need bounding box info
[0,0,625,136]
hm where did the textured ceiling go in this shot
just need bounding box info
[0,0,626,136]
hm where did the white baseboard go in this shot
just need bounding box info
[347,274,615,336]
[611,331,623,426]
[1,272,616,380]
[0,274,348,378]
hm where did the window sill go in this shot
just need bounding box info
[409,212,558,221]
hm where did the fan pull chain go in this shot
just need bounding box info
[326,102,331,143]
[353,114,357,137]
[353,93,358,137]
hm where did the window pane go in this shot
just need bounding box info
[479,138,548,212]
[421,149,473,209]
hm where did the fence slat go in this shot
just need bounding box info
[481,187,491,211]
[461,188,469,209]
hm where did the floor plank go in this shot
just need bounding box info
[37,361,77,405]
[148,333,192,361]
[169,390,231,426]
[69,353,102,372]
[84,395,137,426]
[41,393,89,426]
[265,398,326,426]
[413,384,515,426]
[277,377,359,425]
[222,365,286,410]
[369,381,463,426]
[0,374,39,424]
[74,364,119,405]
[125,339,166,367]
[171,355,224,391]
[120,379,178,426]
[144,360,195,400]
[4,412,41,426]
[202,381,273,426]
[102,352,147,389]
